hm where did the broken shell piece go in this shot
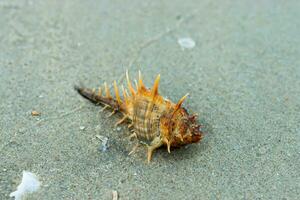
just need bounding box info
[31,111,40,116]
[96,135,109,152]
[10,171,40,200]
[178,37,196,49]
[112,190,118,200]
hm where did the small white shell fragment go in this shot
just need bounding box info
[178,37,196,49]
[96,135,109,152]
[9,171,41,200]
[112,190,118,200]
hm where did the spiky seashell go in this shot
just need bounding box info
[75,71,203,163]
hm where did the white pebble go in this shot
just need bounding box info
[79,126,86,130]
[10,171,40,200]
[178,37,196,49]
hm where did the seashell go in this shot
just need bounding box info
[75,71,203,163]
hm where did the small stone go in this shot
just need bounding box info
[178,37,196,49]
[116,127,121,131]
[31,111,40,116]
[79,126,86,130]
[3,168,7,172]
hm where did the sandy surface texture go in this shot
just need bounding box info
[1,0,299,199]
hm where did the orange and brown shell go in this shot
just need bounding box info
[75,71,203,163]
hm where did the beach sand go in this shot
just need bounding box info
[0,0,299,199]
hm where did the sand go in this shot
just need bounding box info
[0,0,299,199]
